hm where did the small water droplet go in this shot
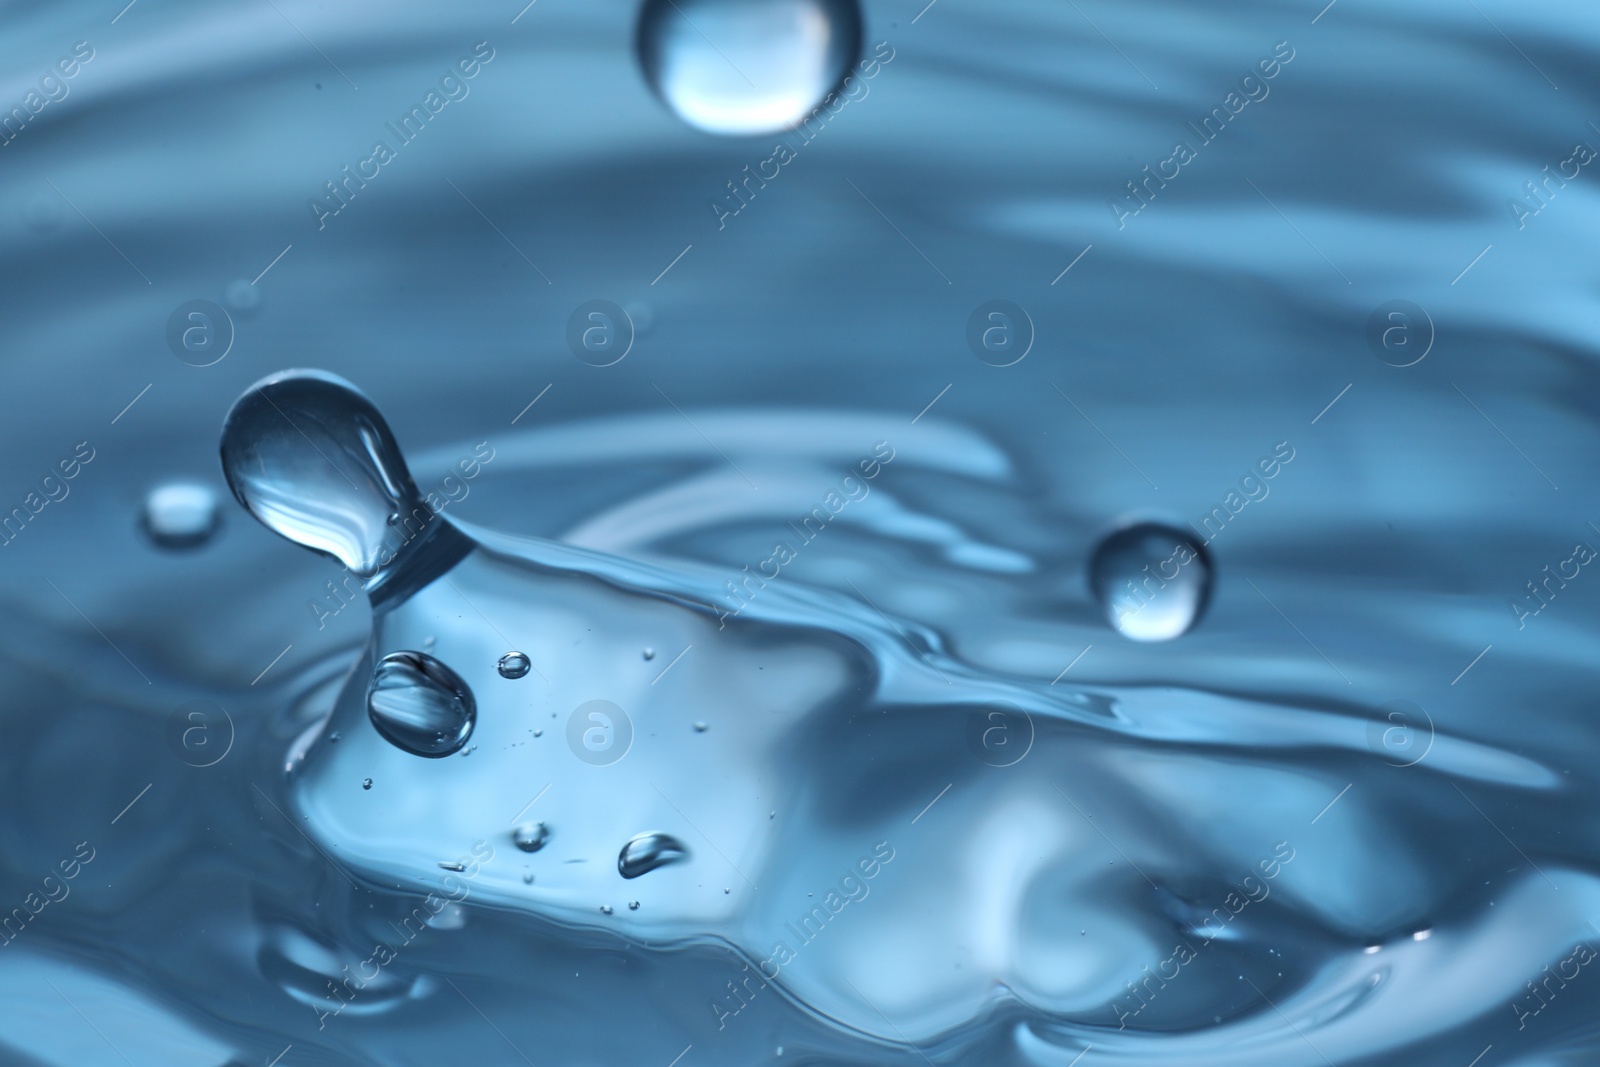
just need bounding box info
[328,732,341,743]
[438,861,466,872]
[427,902,467,929]
[1088,522,1212,641]
[628,900,640,910]
[642,647,656,660]
[367,651,476,758]
[635,0,863,136]
[693,721,708,732]
[220,371,458,578]
[141,482,221,550]
[512,822,549,853]
[224,278,261,316]
[522,872,535,884]
[618,832,690,878]
[361,778,372,790]
[498,651,531,679]
[599,904,613,915]
[533,729,543,738]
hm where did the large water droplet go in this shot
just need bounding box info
[141,481,221,549]
[1088,523,1212,641]
[219,371,425,578]
[366,651,476,757]
[618,832,690,879]
[635,0,862,136]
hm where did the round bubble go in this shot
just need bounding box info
[1089,523,1213,641]
[497,651,531,679]
[635,0,863,136]
[367,651,476,758]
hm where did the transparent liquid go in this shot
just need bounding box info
[2,2,1597,1065]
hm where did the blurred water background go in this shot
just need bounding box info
[3,0,1600,1064]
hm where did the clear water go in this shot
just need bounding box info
[4,1,1599,1065]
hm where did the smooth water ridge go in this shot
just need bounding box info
[3,1,1600,1065]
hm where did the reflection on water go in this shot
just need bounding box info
[2,0,1599,1064]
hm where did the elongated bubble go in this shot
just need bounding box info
[219,370,422,578]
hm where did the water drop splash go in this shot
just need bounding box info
[141,481,220,549]
[219,370,469,583]
[618,832,689,879]
[635,0,862,136]
[366,651,477,758]
[512,822,548,852]
[1088,522,1212,641]
[497,651,531,679]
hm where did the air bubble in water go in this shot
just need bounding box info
[1088,523,1212,642]
[512,822,548,852]
[366,651,476,757]
[497,651,531,679]
[618,832,690,879]
[635,0,863,136]
[141,482,221,549]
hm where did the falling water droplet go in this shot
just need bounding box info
[599,904,614,915]
[361,778,372,790]
[497,651,531,679]
[642,647,656,660]
[618,832,690,879]
[693,721,708,732]
[141,482,221,549]
[512,822,549,852]
[635,0,863,136]
[522,872,535,884]
[367,651,477,757]
[628,900,640,910]
[220,370,456,579]
[1088,522,1212,642]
